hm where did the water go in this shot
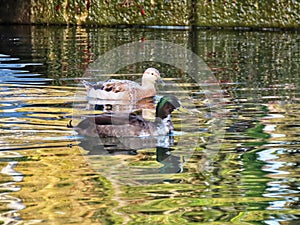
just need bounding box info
[0,25,299,224]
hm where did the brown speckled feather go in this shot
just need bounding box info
[82,68,162,101]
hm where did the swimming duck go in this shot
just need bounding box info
[85,96,155,114]
[73,96,181,137]
[82,68,162,101]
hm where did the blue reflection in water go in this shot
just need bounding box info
[0,54,47,84]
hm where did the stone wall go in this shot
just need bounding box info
[0,0,299,28]
[196,0,300,28]
[30,0,191,26]
[0,0,31,24]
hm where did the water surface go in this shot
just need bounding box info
[0,25,299,224]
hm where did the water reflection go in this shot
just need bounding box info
[0,151,25,225]
[79,135,185,185]
[0,54,44,85]
[0,25,299,224]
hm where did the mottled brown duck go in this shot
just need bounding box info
[82,68,162,101]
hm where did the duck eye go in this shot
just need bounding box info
[151,73,154,75]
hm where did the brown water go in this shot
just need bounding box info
[0,25,299,224]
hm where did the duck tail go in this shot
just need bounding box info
[81,80,104,91]
[81,80,94,90]
[67,120,73,128]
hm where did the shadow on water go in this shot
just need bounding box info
[0,25,299,224]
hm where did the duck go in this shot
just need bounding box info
[85,96,156,114]
[72,96,182,137]
[82,68,163,101]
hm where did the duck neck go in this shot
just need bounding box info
[142,77,155,88]
[155,104,170,122]
[155,114,170,124]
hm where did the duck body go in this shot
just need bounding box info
[75,96,181,138]
[76,113,171,137]
[82,68,162,101]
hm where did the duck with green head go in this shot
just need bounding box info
[73,96,182,137]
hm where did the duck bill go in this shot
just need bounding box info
[157,78,166,86]
[177,106,193,114]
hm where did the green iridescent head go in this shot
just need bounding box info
[155,96,181,119]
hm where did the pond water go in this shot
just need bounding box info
[0,25,299,225]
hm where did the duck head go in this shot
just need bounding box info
[142,68,163,86]
[155,96,181,120]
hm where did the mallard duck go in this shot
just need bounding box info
[73,96,181,137]
[82,68,162,101]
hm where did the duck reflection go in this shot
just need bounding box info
[78,135,183,174]
[156,147,183,174]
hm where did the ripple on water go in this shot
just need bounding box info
[0,53,77,151]
[0,27,300,225]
